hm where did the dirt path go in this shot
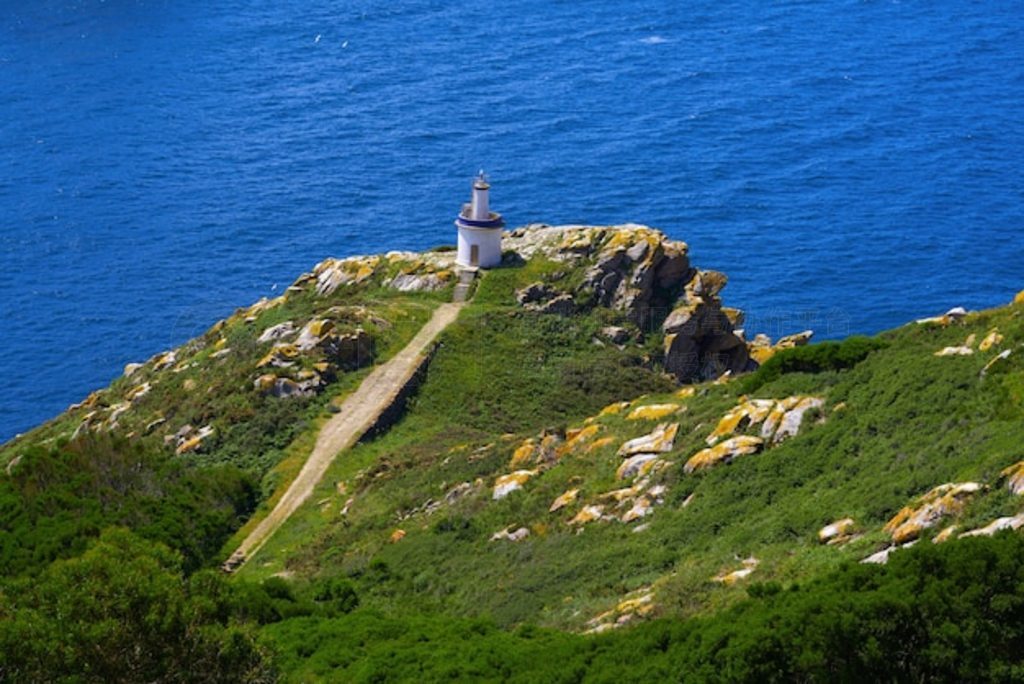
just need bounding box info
[224,301,463,571]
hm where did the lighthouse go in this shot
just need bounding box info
[455,172,505,268]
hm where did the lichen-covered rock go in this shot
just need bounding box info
[916,307,968,326]
[490,527,530,542]
[748,330,814,365]
[509,439,537,469]
[258,321,297,343]
[598,401,631,417]
[713,557,758,584]
[861,541,918,565]
[706,399,775,444]
[684,435,764,473]
[493,470,537,500]
[621,496,654,523]
[569,504,606,526]
[616,454,661,481]
[1001,461,1024,495]
[257,344,300,368]
[627,404,681,421]
[958,513,1024,538]
[556,425,601,458]
[389,529,406,543]
[770,397,824,443]
[883,482,984,544]
[175,425,214,455]
[388,272,450,292]
[549,488,579,513]
[503,225,756,382]
[126,382,151,403]
[978,328,1004,352]
[618,422,679,457]
[934,345,974,357]
[818,518,856,545]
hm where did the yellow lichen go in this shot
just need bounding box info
[684,436,764,473]
[627,404,681,421]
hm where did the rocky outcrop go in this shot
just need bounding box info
[883,482,984,544]
[662,269,752,382]
[684,436,764,473]
[502,225,757,382]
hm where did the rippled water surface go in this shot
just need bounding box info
[1,0,1022,439]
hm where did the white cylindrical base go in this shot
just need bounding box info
[456,225,503,268]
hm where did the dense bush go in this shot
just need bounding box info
[741,335,888,392]
[264,534,1024,682]
[0,434,257,576]
[0,529,274,683]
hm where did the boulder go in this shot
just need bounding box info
[257,344,300,368]
[706,399,775,444]
[549,488,579,512]
[770,397,824,444]
[1000,461,1024,495]
[616,454,661,481]
[713,557,758,584]
[493,470,537,500]
[569,505,606,526]
[884,482,984,544]
[535,294,575,316]
[175,425,214,455]
[627,404,680,421]
[934,345,973,357]
[978,328,1004,352]
[621,497,653,523]
[618,423,679,456]
[295,319,334,351]
[600,326,631,345]
[258,321,297,343]
[684,436,764,473]
[491,527,530,542]
[124,362,144,377]
[818,518,856,545]
[959,513,1024,538]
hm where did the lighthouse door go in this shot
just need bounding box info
[470,244,480,266]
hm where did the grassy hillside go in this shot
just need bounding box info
[2,225,1022,682]
[239,253,1024,646]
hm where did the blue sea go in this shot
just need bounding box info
[1,1,1022,441]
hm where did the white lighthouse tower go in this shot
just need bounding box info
[455,172,505,268]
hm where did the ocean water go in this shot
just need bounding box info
[1,0,1022,441]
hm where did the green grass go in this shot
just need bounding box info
[241,283,1024,640]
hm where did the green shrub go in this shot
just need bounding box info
[742,335,888,393]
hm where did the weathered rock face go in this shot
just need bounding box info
[502,225,756,382]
